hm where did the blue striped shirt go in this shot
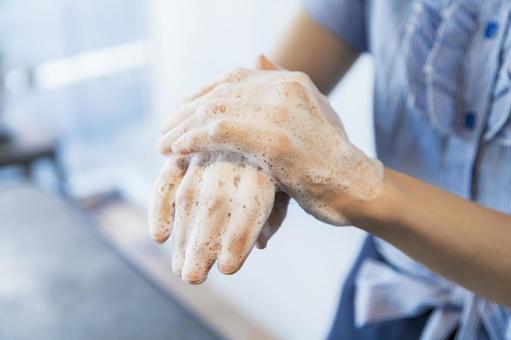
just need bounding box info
[304,0,511,339]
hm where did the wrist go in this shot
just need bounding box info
[342,168,401,231]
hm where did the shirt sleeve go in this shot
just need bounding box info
[302,0,368,52]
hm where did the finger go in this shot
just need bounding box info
[182,73,231,104]
[160,62,280,141]
[158,115,202,155]
[255,227,272,249]
[181,160,237,284]
[161,68,254,133]
[171,157,202,277]
[160,83,236,135]
[171,121,284,163]
[217,166,275,274]
[160,101,197,135]
[147,156,189,243]
[255,54,283,71]
[255,191,290,249]
[158,99,235,154]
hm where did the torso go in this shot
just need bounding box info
[368,0,511,278]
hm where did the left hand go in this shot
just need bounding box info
[158,55,383,225]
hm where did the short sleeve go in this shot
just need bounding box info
[302,0,368,52]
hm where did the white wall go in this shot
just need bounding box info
[146,1,375,339]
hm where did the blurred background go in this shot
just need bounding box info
[0,0,375,339]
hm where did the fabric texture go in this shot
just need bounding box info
[303,0,368,52]
[328,237,444,340]
[304,0,511,339]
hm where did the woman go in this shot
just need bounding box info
[153,1,511,338]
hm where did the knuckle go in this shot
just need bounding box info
[210,82,233,97]
[210,120,230,137]
[281,79,309,101]
[199,99,229,119]
[272,106,292,123]
[283,79,305,93]
[276,132,291,147]
[271,132,293,157]
[292,71,311,83]
[229,67,251,81]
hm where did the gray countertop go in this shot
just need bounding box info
[0,183,222,340]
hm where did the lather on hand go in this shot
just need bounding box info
[148,57,290,284]
[159,55,383,226]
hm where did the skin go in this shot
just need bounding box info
[346,170,511,308]
[148,152,279,283]
[148,10,351,282]
[149,58,288,284]
[149,9,363,283]
[155,9,511,307]
[173,153,275,283]
[271,9,358,94]
[159,62,384,225]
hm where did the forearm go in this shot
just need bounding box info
[272,8,358,94]
[345,168,511,307]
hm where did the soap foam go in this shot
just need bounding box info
[174,69,384,226]
[159,67,384,283]
[175,152,275,283]
[148,156,188,243]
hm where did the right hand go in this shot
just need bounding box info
[158,56,383,226]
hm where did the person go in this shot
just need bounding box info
[151,1,511,339]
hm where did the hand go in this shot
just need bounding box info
[148,57,290,284]
[158,55,383,225]
[148,153,277,284]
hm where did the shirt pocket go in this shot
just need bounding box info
[405,1,478,136]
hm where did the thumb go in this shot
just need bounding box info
[255,191,290,249]
[255,54,283,71]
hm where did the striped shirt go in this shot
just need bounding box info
[304,0,511,339]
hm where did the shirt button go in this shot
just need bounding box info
[464,112,476,130]
[485,20,499,39]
